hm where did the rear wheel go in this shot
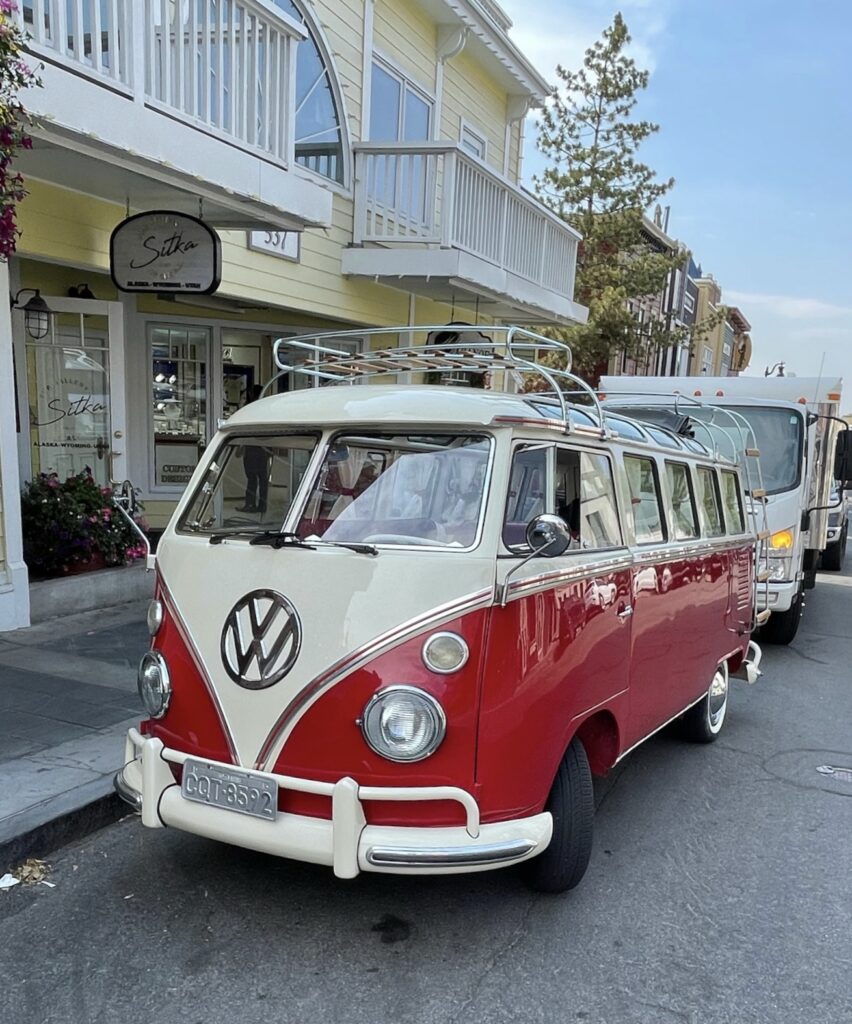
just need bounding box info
[680,664,729,743]
[760,584,804,645]
[820,526,847,571]
[523,737,594,894]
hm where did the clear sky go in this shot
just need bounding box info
[500,0,852,407]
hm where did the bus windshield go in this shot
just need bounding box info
[694,406,804,495]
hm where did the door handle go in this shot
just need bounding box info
[617,605,634,620]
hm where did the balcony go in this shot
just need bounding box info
[342,143,587,325]
[15,1,331,230]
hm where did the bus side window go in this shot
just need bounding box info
[665,462,699,540]
[578,451,622,548]
[720,471,745,533]
[624,455,666,544]
[696,467,725,537]
[503,445,547,551]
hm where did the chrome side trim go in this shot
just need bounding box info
[631,536,754,566]
[505,552,634,601]
[114,768,142,813]
[366,838,537,868]
[256,587,494,771]
[158,574,239,764]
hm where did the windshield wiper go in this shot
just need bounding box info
[319,541,379,556]
[208,529,314,549]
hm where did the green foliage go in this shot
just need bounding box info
[21,471,147,579]
[534,12,682,373]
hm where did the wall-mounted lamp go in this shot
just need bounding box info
[10,288,53,340]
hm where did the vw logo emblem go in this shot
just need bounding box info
[220,590,301,689]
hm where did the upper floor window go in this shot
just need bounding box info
[273,0,345,183]
[701,345,714,375]
[370,60,432,142]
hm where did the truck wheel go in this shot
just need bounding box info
[523,737,594,894]
[820,527,846,572]
[680,664,728,743]
[760,585,804,645]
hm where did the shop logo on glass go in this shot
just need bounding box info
[220,590,301,689]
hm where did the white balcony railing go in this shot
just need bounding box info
[352,142,580,299]
[19,0,302,166]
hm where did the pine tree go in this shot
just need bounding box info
[535,13,682,375]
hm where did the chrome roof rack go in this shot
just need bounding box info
[269,325,607,436]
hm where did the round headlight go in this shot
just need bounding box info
[137,651,171,719]
[422,631,469,674]
[147,599,164,637]
[360,686,446,762]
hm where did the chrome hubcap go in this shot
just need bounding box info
[707,668,728,730]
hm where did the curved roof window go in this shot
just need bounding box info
[273,0,346,184]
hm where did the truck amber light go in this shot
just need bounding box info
[769,528,795,551]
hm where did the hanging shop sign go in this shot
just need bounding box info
[110,211,222,294]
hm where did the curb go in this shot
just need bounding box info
[0,792,129,871]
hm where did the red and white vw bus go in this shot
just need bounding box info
[116,329,762,892]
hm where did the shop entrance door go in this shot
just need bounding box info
[18,298,127,487]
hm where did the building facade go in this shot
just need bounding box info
[0,0,586,630]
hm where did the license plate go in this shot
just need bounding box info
[181,759,277,821]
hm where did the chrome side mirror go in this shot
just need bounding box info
[525,513,571,558]
[500,514,572,606]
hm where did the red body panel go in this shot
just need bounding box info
[476,566,632,820]
[272,609,489,827]
[144,587,234,764]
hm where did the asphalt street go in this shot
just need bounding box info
[2,550,851,1024]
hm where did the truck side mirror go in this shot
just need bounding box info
[834,428,852,489]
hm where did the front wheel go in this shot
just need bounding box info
[523,737,594,894]
[760,585,804,645]
[680,663,729,743]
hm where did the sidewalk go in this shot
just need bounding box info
[0,600,149,865]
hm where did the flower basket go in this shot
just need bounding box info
[20,470,148,580]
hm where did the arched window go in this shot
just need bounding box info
[273,0,347,185]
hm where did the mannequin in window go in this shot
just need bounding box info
[238,386,269,514]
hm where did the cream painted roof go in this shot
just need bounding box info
[224,385,539,430]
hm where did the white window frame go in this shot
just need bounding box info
[459,119,488,161]
[369,53,434,142]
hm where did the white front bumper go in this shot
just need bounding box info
[757,579,797,613]
[115,729,551,878]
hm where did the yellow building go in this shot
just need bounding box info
[0,0,586,629]
[688,276,748,377]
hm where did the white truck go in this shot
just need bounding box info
[599,375,846,644]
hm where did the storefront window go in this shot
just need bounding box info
[26,317,112,487]
[149,325,209,489]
